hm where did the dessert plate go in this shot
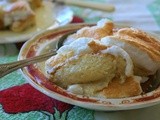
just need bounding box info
[18,23,160,111]
[0,1,73,44]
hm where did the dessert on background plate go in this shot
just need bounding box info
[45,19,160,98]
[0,0,43,32]
[0,0,73,43]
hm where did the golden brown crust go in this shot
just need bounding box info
[69,21,114,40]
[114,28,160,62]
[88,40,108,53]
[27,0,43,9]
[99,77,142,98]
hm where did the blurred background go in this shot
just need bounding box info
[0,0,160,120]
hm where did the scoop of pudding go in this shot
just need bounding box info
[45,38,142,98]
[45,19,160,98]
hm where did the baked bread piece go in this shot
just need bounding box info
[45,19,160,98]
[46,38,142,98]
[48,53,117,88]
[0,0,36,32]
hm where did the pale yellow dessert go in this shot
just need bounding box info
[0,0,42,32]
[45,19,160,98]
[45,38,142,98]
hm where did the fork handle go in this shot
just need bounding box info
[0,51,56,78]
[58,0,115,12]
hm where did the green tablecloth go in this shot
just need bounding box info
[0,0,160,120]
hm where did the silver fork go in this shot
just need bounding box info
[0,31,73,78]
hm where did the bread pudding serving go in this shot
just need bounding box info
[45,19,160,98]
[0,0,42,32]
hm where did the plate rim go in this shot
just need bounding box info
[18,23,160,111]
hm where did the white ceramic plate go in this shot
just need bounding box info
[18,23,160,111]
[0,1,73,44]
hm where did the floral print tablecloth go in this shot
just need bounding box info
[1,0,160,120]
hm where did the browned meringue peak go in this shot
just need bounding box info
[115,28,160,62]
[101,28,160,76]
[65,19,114,44]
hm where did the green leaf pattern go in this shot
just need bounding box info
[0,44,26,90]
[0,105,53,120]
[67,106,94,120]
[53,108,68,120]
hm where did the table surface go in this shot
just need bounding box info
[0,0,160,120]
